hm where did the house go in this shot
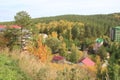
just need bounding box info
[110,26,120,42]
[10,25,21,29]
[78,57,95,66]
[52,55,65,63]
[51,55,73,64]
[0,25,6,31]
[93,38,104,53]
[0,25,21,31]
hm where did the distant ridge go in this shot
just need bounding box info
[0,12,120,26]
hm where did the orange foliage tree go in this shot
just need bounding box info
[27,35,50,62]
[33,37,50,62]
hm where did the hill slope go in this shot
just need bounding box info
[32,13,120,27]
[0,54,31,80]
[0,13,120,27]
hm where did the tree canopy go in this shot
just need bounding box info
[14,11,31,28]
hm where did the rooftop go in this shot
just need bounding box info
[81,57,95,66]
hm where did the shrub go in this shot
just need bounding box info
[45,37,61,53]
[68,44,81,63]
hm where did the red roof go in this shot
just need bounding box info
[52,55,64,61]
[0,25,6,28]
[81,57,95,66]
[0,25,21,29]
[10,25,21,29]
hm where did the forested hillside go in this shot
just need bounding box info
[1,13,120,26]
[0,12,120,80]
[32,13,120,41]
[36,13,120,36]
[33,13,120,26]
[1,13,120,38]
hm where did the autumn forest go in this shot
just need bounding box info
[0,11,120,80]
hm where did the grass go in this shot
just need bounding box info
[0,52,31,80]
[0,49,97,80]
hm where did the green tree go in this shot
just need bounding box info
[71,24,80,39]
[91,26,97,37]
[14,11,33,51]
[14,11,32,29]
[59,42,68,58]
[108,63,120,80]
[45,37,61,53]
[3,28,21,51]
[71,23,84,40]
[97,46,107,60]
[69,44,80,63]
[107,42,120,64]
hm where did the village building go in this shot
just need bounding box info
[78,57,95,66]
[52,55,65,63]
[0,25,21,31]
[110,26,120,42]
[0,25,6,32]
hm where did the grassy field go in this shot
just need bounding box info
[0,49,96,80]
[0,52,31,80]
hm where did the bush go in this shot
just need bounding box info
[68,44,81,63]
[97,46,107,60]
[3,28,21,51]
[45,37,61,53]
[108,64,120,80]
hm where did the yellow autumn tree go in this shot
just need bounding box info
[51,31,58,38]
[34,37,50,62]
[27,35,50,62]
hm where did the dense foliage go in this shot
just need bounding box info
[0,12,120,80]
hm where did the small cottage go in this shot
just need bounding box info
[0,25,5,31]
[0,25,21,31]
[78,57,95,66]
[52,55,65,63]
